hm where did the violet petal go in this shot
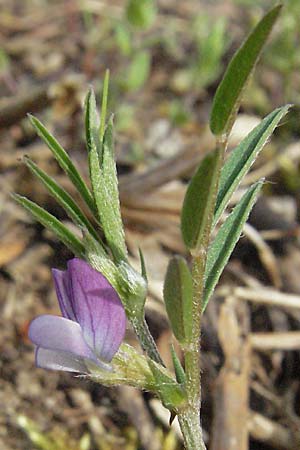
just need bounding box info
[29,315,96,361]
[67,258,126,362]
[52,268,76,320]
[35,347,88,373]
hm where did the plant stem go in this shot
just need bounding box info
[181,253,207,450]
[132,316,164,366]
[182,141,227,449]
[178,408,206,450]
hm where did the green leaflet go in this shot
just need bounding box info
[28,115,96,217]
[163,256,193,344]
[99,69,110,142]
[214,105,291,226]
[210,5,282,137]
[181,148,222,252]
[24,157,99,242]
[12,194,85,257]
[203,180,263,311]
[85,89,127,262]
[85,87,100,155]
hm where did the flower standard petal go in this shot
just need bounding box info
[29,314,96,361]
[67,258,126,362]
[52,268,76,320]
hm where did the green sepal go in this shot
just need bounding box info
[12,193,85,257]
[24,156,99,241]
[214,105,291,226]
[163,256,193,344]
[148,360,187,412]
[203,180,263,311]
[89,344,181,397]
[181,148,222,253]
[28,114,97,217]
[88,343,159,392]
[85,89,127,262]
[210,5,282,137]
[170,344,186,384]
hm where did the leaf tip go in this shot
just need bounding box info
[27,113,37,127]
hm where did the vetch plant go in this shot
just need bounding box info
[15,5,291,449]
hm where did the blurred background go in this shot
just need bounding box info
[1,0,300,449]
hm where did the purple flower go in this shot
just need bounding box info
[29,258,126,373]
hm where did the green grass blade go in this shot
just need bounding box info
[203,180,263,311]
[210,5,282,137]
[24,157,100,241]
[214,105,291,226]
[28,114,97,217]
[12,193,85,257]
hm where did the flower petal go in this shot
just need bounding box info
[67,258,126,362]
[35,347,88,373]
[52,268,76,320]
[29,315,96,361]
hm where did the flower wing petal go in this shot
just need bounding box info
[67,258,126,362]
[29,315,96,361]
[52,268,76,320]
[35,347,88,373]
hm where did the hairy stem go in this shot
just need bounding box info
[185,254,206,405]
[182,140,226,449]
[178,408,206,450]
[182,254,207,450]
